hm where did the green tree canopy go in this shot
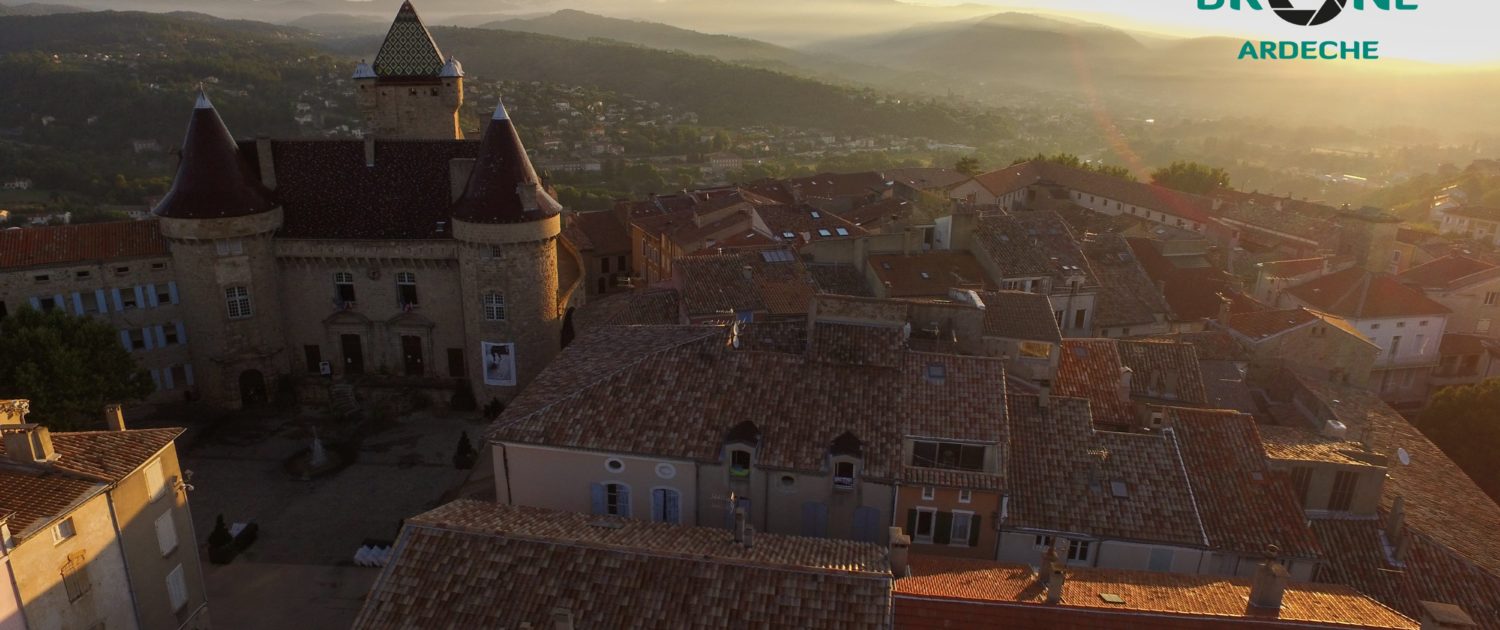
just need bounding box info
[954,156,983,177]
[1418,379,1500,503]
[1150,160,1231,194]
[0,307,153,430]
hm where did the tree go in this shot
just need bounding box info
[1150,161,1231,194]
[0,307,153,430]
[1418,379,1500,503]
[954,156,983,177]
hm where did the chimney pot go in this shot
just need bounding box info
[1045,567,1065,604]
[743,524,755,549]
[1248,552,1289,610]
[888,526,911,578]
[551,608,575,630]
[1038,380,1051,410]
[0,400,29,426]
[733,506,747,544]
[104,404,126,432]
[1118,368,1133,402]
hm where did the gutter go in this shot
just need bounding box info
[104,491,146,630]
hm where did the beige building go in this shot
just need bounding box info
[1219,307,1380,388]
[0,400,208,629]
[0,4,583,410]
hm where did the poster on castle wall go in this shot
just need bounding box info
[482,342,516,387]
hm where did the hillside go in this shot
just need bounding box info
[333,25,1008,141]
[475,9,892,85]
[0,2,83,16]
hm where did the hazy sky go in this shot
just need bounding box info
[968,0,1495,65]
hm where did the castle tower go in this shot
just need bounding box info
[153,91,288,408]
[1337,206,1402,274]
[355,1,464,140]
[454,100,565,401]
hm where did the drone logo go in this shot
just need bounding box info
[1268,0,1348,26]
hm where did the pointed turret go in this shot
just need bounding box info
[439,55,464,78]
[452,100,561,225]
[372,1,444,78]
[152,91,273,219]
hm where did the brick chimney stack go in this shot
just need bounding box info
[1248,548,1289,610]
[888,526,911,578]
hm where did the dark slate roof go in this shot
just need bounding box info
[372,1,444,78]
[152,92,273,220]
[451,103,561,225]
[975,290,1061,343]
[250,139,479,239]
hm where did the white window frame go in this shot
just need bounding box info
[950,510,974,547]
[1033,534,1054,550]
[166,564,188,612]
[395,272,419,306]
[483,293,506,321]
[154,510,178,556]
[52,517,76,544]
[1067,539,1093,563]
[225,286,252,319]
[144,459,168,502]
[215,240,244,257]
[913,507,937,544]
[958,489,972,504]
[920,486,935,501]
[604,482,631,517]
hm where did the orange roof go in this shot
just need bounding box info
[1396,254,1500,290]
[1284,268,1450,319]
[0,220,169,270]
[1227,308,1320,340]
[1259,257,1328,278]
[895,555,1415,629]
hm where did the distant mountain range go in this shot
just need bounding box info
[0,1,84,16]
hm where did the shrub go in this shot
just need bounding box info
[453,432,477,469]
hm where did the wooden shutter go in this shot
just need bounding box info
[934,512,953,545]
[590,483,605,516]
[968,514,982,547]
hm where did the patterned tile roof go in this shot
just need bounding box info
[1168,409,1321,559]
[353,500,892,629]
[901,466,1002,491]
[807,263,875,298]
[754,203,868,245]
[1227,308,1320,340]
[1277,374,1500,578]
[1116,339,1208,405]
[896,555,1416,629]
[489,324,1009,481]
[1055,339,1135,428]
[975,290,1061,343]
[1396,253,1500,290]
[371,1,445,78]
[1004,394,1207,548]
[1285,268,1451,319]
[786,171,891,202]
[33,428,183,483]
[572,288,683,332]
[1313,517,1500,630]
[253,139,480,239]
[0,220,168,270]
[867,251,994,298]
[0,466,103,540]
[973,210,1098,286]
[1083,233,1172,328]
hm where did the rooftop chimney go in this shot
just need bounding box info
[1038,380,1051,410]
[1118,368,1133,403]
[888,526,911,578]
[0,400,29,426]
[1418,601,1477,630]
[743,524,755,549]
[1217,293,1232,323]
[1247,549,1288,610]
[104,404,126,432]
[1038,543,1060,585]
[1045,566,1065,604]
[733,506,747,544]
[551,608,575,630]
[1386,495,1406,546]
[3,424,57,465]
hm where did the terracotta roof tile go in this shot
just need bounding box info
[1285,268,1450,319]
[1259,257,1329,277]
[1083,234,1172,328]
[973,211,1097,286]
[37,428,183,483]
[807,263,875,298]
[353,500,892,629]
[673,250,817,317]
[896,555,1415,629]
[868,251,994,298]
[1115,339,1208,405]
[976,290,1061,343]
[572,288,682,332]
[1055,340,1135,428]
[568,210,631,254]
[1227,308,1320,340]
[0,467,103,539]
[0,221,169,270]
[1396,254,1500,290]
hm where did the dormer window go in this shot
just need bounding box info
[817,229,832,237]
[833,461,856,490]
[730,450,751,477]
[810,211,821,219]
[912,440,985,472]
[830,432,861,491]
[725,421,760,479]
[835,227,849,236]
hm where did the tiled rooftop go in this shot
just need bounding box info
[973,210,1099,287]
[1116,339,1208,405]
[0,467,103,540]
[1284,267,1450,319]
[0,220,169,270]
[1055,340,1135,428]
[975,290,1061,343]
[571,288,683,332]
[1396,253,1500,290]
[0,425,182,538]
[867,251,994,298]
[353,499,892,629]
[1083,233,1172,328]
[806,263,875,298]
[568,209,631,254]
[970,161,1214,223]
[1227,308,1320,340]
[490,324,1009,481]
[673,250,816,317]
[896,555,1415,629]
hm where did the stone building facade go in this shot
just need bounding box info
[0,4,581,410]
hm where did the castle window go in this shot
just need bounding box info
[396,272,419,307]
[484,293,506,321]
[215,240,243,257]
[225,286,253,319]
[334,272,356,303]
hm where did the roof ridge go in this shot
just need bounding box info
[1163,427,1212,548]
[486,328,722,438]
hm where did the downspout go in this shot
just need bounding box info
[497,442,513,505]
[2,540,29,630]
[104,491,146,630]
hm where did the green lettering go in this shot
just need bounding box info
[1239,40,1260,59]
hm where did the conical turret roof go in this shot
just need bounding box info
[452,100,561,225]
[372,1,444,78]
[152,91,273,220]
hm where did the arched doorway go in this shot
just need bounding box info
[239,370,268,408]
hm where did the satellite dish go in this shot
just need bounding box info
[1397,448,1411,466]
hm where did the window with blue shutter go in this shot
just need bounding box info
[651,488,681,524]
[112,288,124,311]
[93,289,107,313]
[801,502,829,538]
[149,369,161,390]
[175,321,187,344]
[133,286,146,310]
[72,293,84,315]
[852,507,881,543]
[168,282,179,304]
[142,327,155,351]
[183,364,195,386]
[155,325,167,347]
[590,483,606,515]
[162,367,175,390]
[120,330,133,352]
[146,284,159,307]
